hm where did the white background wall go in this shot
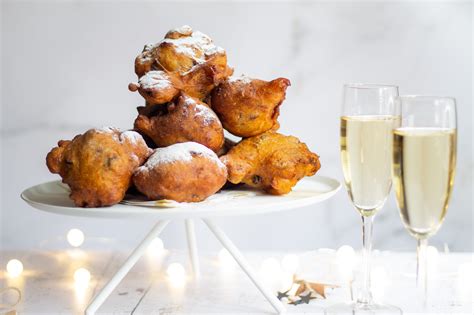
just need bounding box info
[1,1,472,252]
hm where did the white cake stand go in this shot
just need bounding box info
[21,176,341,315]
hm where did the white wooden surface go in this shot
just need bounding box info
[0,250,472,314]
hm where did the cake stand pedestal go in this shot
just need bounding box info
[21,176,341,315]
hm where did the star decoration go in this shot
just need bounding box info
[299,292,316,304]
[295,283,306,296]
[276,290,290,300]
[274,273,338,306]
[289,298,303,305]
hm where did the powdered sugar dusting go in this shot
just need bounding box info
[96,126,121,134]
[181,96,217,126]
[136,43,158,66]
[160,29,225,63]
[169,25,193,36]
[194,104,217,126]
[228,75,252,84]
[144,43,155,51]
[139,71,172,90]
[94,126,120,141]
[138,142,225,171]
[120,130,145,145]
[182,95,197,107]
[92,128,147,162]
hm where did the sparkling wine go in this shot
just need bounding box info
[393,128,456,238]
[340,115,400,216]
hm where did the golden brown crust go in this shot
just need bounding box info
[179,61,233,100]
[164,25,193,39]
[210,76,290,137]
[46,140,71,174]
[134,93,224,152]
[128,70,182,105]
[129,63,233,106]
[46,128,152,207]
[133,26,233,102]
[220,132,320,195]
[133,142,227,202]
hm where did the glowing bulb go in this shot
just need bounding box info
[6,259,23,278]
[371,266,389,301]
[74,268,91,287]
[148,237,164,254]
[458,262,473,280]
[67,228,85,247]
[281,254,299,274]
[336,245,356,282]
[218,248,235,267]
[166,263,186,287]
[258,257,282,291]
[336,245,355,262]
[260,257,281,275]
[457,262,473,302]
[318,248,336,253]
[279,271,294,292]
[427,246,439,261]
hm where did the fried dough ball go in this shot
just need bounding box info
[133,142,227,202]
[134,25,233,100]
[210,76,291,137]
[179,62,232,100]
[134,93,224,152]
[220,132,320,195]
[46,128,152,207]
[129,64,231,105]
[128,70,181,105]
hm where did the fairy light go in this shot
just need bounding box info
[259,257,282,291]
[166,263,186,287]
[318,248,336,254]
[457,262,473,302]
[281,254,299,274]
[279,271,294,292]
[337,245,355,262]
[260,257,281,275]
[147,237,164,255]
[336,245,356,281]
[371,266,389,301]
[74,268,91,288]
[218,248,235,267]
[427,246,439,262]
[67,229,85,247]
[6,259,23,278]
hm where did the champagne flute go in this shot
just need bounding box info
[327,84,401,314]
[392,96,457,304]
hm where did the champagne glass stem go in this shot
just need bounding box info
[417,238,428,307]
[358,215,374,304]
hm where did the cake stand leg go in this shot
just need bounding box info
[85,220,170,315]
[185,219,200,278]
[202,218,286,314]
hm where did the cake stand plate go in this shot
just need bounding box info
[21,176,341,315]
[21,176,340,219]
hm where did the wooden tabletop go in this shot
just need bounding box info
[0,249,472,314]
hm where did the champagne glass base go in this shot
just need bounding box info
[325,302,402,314]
